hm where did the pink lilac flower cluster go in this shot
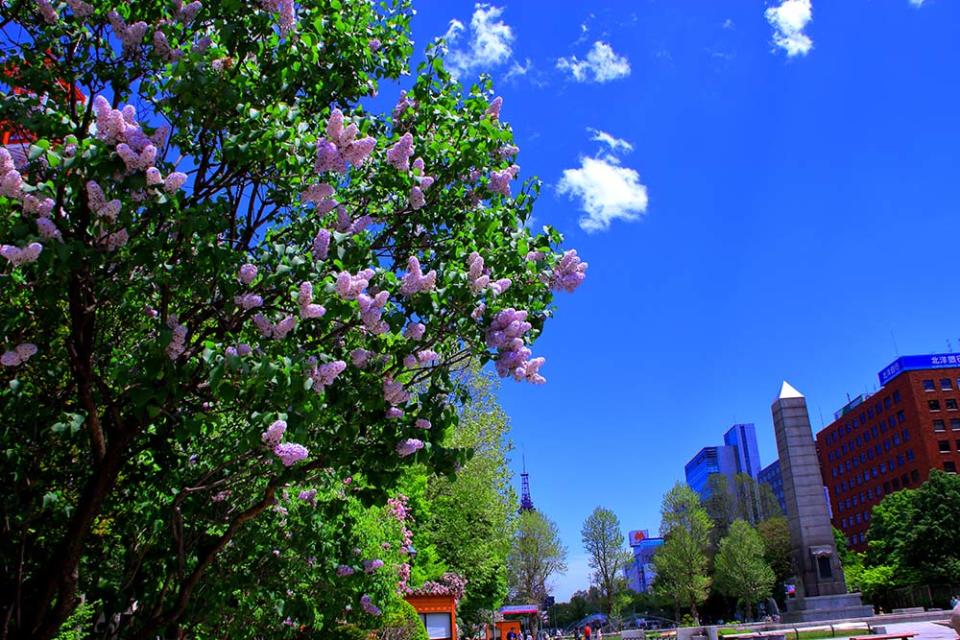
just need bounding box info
[314,108,377,173]
[259,0,296,35]
[369,38,381,51]
[107,11,149,54]
[393,90,417,120]
[396,438,424,458]
[488,164,520,197]
[358,291,389,334]
[335,268,375,300]
[409,185,425,210]
[363,559,384,573]
[467,252,510,295]
[0,242,42,267]
[312,228,331,260]
[397,562,411,594]
[66,0,94,17]
[152,30,181,62]
[224,343,252,357]
[403,322,425,341]
[35,0,58,23]
[334,207,371,235]
[261,419,287,446]
[234,293,263,310]
[252,313,297,339]
[274,442,308,466]
[415,418,431,430]
[238,263,258,285]
[298,489,317,506]
[399,256,437,296]
[350,348,372,368]
[405,573,468,601]
[211,490,231,502]
[173,0,203,22]
[86,181,121,222]
[550,249,588,293]
[496,144,520,158]
[297,281,326,319]
[98,228,130,252]
[485,308,546,384]
[360,594,381,616]
[165,314,188,360]
[336,565,355,577]
[383,378,410,405]
[308,359,346,392]
[1,343,38,368]
[302,182,337,213]
[93,97,186,190]
[486,96,503,120]
[386,495,409,521]
[385,133,414,171]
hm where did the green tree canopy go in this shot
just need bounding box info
[0,0,585,637]
[581,506,631,614]
[508,510,567,605]
[757,516,793,602]
[653,483,713,623]
[714,519,776,620]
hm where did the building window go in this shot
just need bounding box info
[897,454,905,467]
[897,411,906,424]
[907,449,915,461]
[902,428,910,442]
[884,396,892,409]
[943,378,955,391]
[894,390,902,403]
[939,440,951,453]
[892,434,901,446]
[893,478,901,490]
[419,614,452,640]
[868,408,875,419]
[880,462,887,473]
[883,481,891,492]
[872,426,879,438]
[923,379,936,391]
[948,399,959,411]
[911,469,920,483]
[935,420,947,432]
[957,440,960,452]
[946,461,958,473]
[952,418,960,431]
[930,399,942,412]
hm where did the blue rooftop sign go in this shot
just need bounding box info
[878,353,960,386]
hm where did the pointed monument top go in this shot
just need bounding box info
[779,380,804,400]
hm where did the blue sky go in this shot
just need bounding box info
[403,0,960,600]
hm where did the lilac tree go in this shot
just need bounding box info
[0,0,586,637]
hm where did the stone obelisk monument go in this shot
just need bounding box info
[772,382,873,622]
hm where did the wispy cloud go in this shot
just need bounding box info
[723,18,736,29]
[765,0,813,57]
[444,3,515,79]
[909,0,925,6]
[558,132,648,233]
[557,41,631,83]
[588,128,634,154]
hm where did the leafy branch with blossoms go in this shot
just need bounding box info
[0,0,586,638]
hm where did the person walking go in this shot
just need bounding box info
[596,627,603,640]
[584,624,592,640]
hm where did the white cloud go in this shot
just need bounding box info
[558,154,649,233]
[588,128,634,154]
[723,18,735,29]
[504,58,531,81]
[765,0,813,57]
[557,41,631,83]
[444,4,515,79]
[909,0,925,6]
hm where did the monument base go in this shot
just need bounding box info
[782,593,874,623]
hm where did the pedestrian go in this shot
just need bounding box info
[596,627,603,640]
[584,624,592,640]
[574,627,581,640]
[526,631,533,640]
[507,629,516,640]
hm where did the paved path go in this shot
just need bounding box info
[880,622,957,640]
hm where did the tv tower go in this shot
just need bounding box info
[519,455,535,513]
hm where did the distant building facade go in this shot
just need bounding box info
[623,529,663,593]
[815,353,960,551]
[685,423,763,506]
[759,459,786,514]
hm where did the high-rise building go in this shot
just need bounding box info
[684,445,739,499]
[759,459,786,514]
[725,423,762,479]
[623,530,664,593]
[815,353,960,550]
[685,423,762,504]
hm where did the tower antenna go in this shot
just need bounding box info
[519,454,535,513]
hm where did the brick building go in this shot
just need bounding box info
[815,353,960,551]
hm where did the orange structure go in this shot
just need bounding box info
[493,619,522,640]
[405,593,457,640]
